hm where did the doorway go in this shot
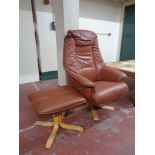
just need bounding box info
[120,4,135,61]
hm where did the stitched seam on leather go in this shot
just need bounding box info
[91,38,98,81]
[65,37,78,73]
[73,38,79,73]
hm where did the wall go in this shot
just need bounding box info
[19,0,126,83]
[35,0,57,73]
[32,0,123,74]
[19,0,39,84]
[79,0,122,63]
[53,0,79,85]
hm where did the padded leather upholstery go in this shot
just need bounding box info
[29,86,86,116]
[92,81,128,104]
[64,30,104,81]
[63,30,128,104]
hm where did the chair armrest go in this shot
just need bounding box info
[67,71,95,88]
[101,66,127,82]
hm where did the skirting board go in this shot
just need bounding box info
[39,71,58,81]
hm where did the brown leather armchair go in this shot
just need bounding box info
[63,30,128,120]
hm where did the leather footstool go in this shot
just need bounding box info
[28,86,86,149]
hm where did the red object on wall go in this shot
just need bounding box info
[43,0,49,5]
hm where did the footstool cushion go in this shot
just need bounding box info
[29,86,86,116]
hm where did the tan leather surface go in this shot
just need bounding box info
[63,30,104,81]
[63,30,128,104]
[101,66,127,82]
[69,81,128,102]
[67,71,95,88]
[92,81,128,104]
[28,86,86,116]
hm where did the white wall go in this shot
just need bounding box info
[79,0,122,63]
[53,0,79,85]
[19,0,39,84]
[32,0,123,73]
[35,0,57,73]
[19,0,125,82]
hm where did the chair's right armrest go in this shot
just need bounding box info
[67,71,95,88]
[101,66,127,82]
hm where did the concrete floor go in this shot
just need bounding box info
[19,79,135,155]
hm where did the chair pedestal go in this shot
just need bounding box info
[34,112,84,149]
[96,104,114,111]
[89,101,100,121]
[89,101,114,121]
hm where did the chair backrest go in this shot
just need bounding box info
[63,30,104,82]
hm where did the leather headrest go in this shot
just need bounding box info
[67,30,97,41]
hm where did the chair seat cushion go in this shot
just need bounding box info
[92,81,128,104]
[28,86,86,116]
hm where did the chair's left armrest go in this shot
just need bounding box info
[101,65,127,82]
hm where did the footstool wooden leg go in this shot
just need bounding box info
[45,115,59,149]
[89,101,100,121]
[34,121,54,127]
[59,114,84,132]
